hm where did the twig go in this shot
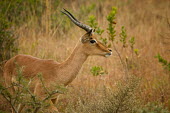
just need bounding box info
[112,43,129,79]
[38,74,50,95]
[166,12,170,29]
[1,91,18,113]
[43,90,63,102]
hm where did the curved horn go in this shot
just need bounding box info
[61,8,92,32]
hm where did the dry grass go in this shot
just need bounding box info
[0,0,170,112]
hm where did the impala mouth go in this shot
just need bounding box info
[105,52,112,57]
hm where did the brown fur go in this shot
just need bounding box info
[3,32,112,112]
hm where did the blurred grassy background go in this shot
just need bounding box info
[0,0,170,112]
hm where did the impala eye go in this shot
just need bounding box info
[90,40,96,44]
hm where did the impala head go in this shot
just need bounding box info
[61,9,112,57]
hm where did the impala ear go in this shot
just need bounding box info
[81,29,93,43]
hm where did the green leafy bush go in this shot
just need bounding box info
[90,66,107,76]
[0,64,66,113]
[107,7,117,42]
[96,76,140,113]
[0,0,45,25]
[0,17,18,62]
[65,75,141,113]
[119,26,127,48]
[87,15,106,45]
[155,54,170,72]
[136,102,170,113]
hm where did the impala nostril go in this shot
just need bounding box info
[108,49,112,52]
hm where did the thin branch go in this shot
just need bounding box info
[38,74,50,95]
[166,12,170,29]
[43,90,63,102]
[1,91,18,113]
[112,43,129,79]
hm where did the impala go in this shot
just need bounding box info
[3,9,112,112]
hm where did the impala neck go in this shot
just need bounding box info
[59,42,88,85]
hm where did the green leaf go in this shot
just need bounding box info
[90,66,107,76]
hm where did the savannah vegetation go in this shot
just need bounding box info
[0,0,170,112]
